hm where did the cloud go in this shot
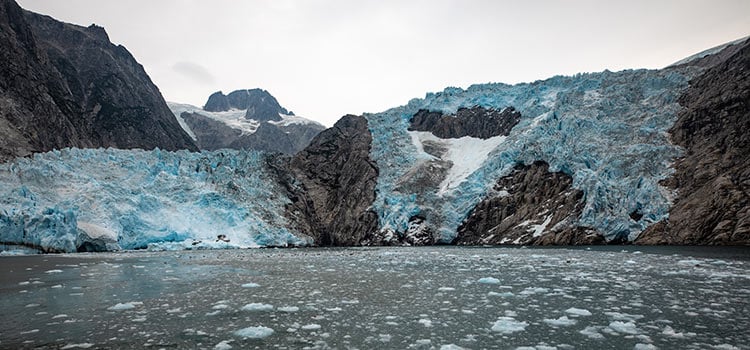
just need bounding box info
[171,61,216,85]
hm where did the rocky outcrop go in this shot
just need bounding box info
[637,39,750,245]
[204,89,291,122]
[454,161,605,245]
[408,106,521,139]
[280,115,379,246]
[0,0,197,162]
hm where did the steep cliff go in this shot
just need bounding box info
[0,0,197,162]
[637,38,750,245]
[282,115,380,246]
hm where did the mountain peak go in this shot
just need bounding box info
[203,88,292,122]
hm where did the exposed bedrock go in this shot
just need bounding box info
[454,161,606,245]
[408,106,521,139]
[276,115,380,246]
[638,39,750,245]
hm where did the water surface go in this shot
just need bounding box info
[1,246,748,349]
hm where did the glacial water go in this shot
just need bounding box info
[1,247,748,349]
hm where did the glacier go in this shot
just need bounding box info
[366,68,693,242]
[0,148,309,252]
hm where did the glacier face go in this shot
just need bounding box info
[367,68,692,242]
[0,148,308,252]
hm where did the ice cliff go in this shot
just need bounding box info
[0,148,307,252]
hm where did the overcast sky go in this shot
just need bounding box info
[18,0,750,126]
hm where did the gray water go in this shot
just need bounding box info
[1,247,748,349]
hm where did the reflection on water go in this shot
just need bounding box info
[1,247,748,349]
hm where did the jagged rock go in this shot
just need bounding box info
[0,0,197,162]
[281,115,380,246]
[638,39,750,245]
[408,106,521,139]
[454,161,605,245]
[203,89,290,122]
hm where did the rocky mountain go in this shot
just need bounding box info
[168,90,325,154]
[0,0,197,162]
[0,18,747,251]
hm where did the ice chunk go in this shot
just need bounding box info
[233,326,274,339]
[543,315,577,327]
[277,306,299,312]
[608,321,641,335]
[478,277,500,284]
[490,317,528,334]
[565,307,592,316]
[241,283,260,288]
[214,340,233,350]
[241,303,273,312]
[301,324,322,330]
[61,344,94,349]
[107,302,142,311]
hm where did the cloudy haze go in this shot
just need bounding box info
[18,0,750,126]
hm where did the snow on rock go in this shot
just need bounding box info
[490,317,528,334]
[0,148,310,252]
[233,326,274,339]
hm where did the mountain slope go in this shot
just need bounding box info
[0,0,197,162]
[637,38,750,244]
[168,90,325,154]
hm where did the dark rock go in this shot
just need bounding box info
[203,89,290,122]
[0,0,197,162]
[638,39,750,245]
[454,161,605,245]
[409,106,521,139]
[280,115,380,246]
[203,91,230,112]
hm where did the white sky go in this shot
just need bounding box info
[18,0,750,127]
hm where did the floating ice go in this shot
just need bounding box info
[301,324,322,330]
[241,283,260,288]
[543,315,578,327]
[608,321,641,335]
[241,303,273,312]
[277,306,299,312]
[478,277,500,284]
[214,340,233,350]
[233,326,274,339]
[565,307,592,316]
[490,317,528,334]
[60,344,94,349]
[107,302,142,311]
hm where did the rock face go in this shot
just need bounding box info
[203,89,290,122]
[409,106,522,139]
[0,0,197,162]
[637,38,750,245]
[280,115,380,246]
[454,161,605,245]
